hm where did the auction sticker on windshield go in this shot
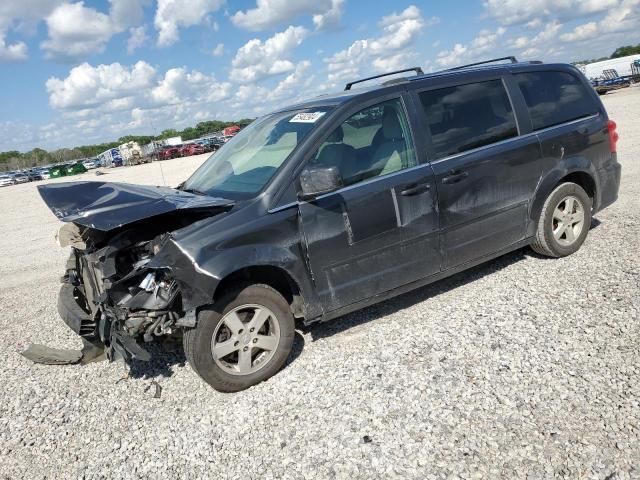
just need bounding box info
[289,112,326,123]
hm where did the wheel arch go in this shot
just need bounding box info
[530,163,598,230]
[214,265,306,319]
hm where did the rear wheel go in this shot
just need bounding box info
[183,284,295,392]
[531,182,592,257]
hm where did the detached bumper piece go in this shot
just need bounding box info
[20,285,107,366]
[21,344,83,365]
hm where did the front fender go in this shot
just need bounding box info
[150,238,320,318]
[198,243,319,313]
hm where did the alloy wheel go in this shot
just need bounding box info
[211,304,281,376]
[552,195,585,246]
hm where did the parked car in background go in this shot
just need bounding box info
[0,174,15,187]
[83,158,99,169]
[39,168,51,180]
[223,125,241,136]
[199,137,224,152]
[13,172,29,184]
[158,146,182,160]
[26,169,43,181]
[67,161,88,175]
[179,143,207,157]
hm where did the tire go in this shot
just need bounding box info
[183,284,295,392]
[531,182,592,258]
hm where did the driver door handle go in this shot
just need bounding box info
[399,183,430,196]
[442,169,468,184]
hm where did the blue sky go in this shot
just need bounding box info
[0,0,638,152]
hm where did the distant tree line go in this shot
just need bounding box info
[573,43,640,66]
[0,118,254,172]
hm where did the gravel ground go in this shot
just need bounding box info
[1,88,639,479]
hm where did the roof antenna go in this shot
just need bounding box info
[147,117,167,187]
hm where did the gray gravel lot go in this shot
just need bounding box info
[1,88,639,479]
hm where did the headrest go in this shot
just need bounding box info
[327,125,344,143]
[382,108,403,140]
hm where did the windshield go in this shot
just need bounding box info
[182,107,332,199]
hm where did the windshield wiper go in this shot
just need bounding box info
[181,187,207,196]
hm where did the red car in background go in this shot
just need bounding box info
[158,145,181,160]
[179,143,206,157]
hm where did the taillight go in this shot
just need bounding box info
[607,120,619,153]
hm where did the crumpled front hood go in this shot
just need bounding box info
[38,181,233,231]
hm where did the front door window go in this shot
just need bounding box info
[310,98,417,187]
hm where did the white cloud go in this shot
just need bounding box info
[41,0,149,60]
[560,21,599,42]
[232,0,344,31]
[230,25,308,83]
[212,42,224,57]
[42,2,114,59]
[600,0,640,33]
[0,1,60,27]
[525,18,543,29]
[483,0,619,25]
[532,20,562,43]
[0,0,61,33]
[511,36,529,49]
[151,68,231,105]
[44,60,234,145]
[127,25,148,54]
[109,0,149,27]
[0,0,149,61]
[557,0,640,43]
[268,60,312,100]
[436,27,507,67]
[46,61,157,109]
[0,0,63,61]
[312,0,344,30]
[324,5,427,86]
[372,52,417,72]
[0,37,28,61]
[154,0,224,46]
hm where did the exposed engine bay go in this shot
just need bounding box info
[35,181,235,363]
[59,223,183,362]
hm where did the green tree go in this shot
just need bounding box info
[158,129,180,139]
[611,44,640,58]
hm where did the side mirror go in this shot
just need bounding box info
[298,166,343,201]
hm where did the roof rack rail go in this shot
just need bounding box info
[445,56,518,71]
[345,67,423,91]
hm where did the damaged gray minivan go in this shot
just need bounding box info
[39,58,621,391]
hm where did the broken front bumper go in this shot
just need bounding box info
[57,283,107,363]
[57,284,95,338]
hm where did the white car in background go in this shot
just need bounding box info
[83,158,98,169]
[0,174,15,187]
[13,173,29,184]
[40,169,51,180]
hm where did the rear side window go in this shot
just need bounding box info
[419,80,518,160]
[515,71,597,130]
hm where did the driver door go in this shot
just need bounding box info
[298,96,440,312]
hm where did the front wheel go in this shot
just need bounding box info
[183,284,295,392]
[531,182,592,257]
